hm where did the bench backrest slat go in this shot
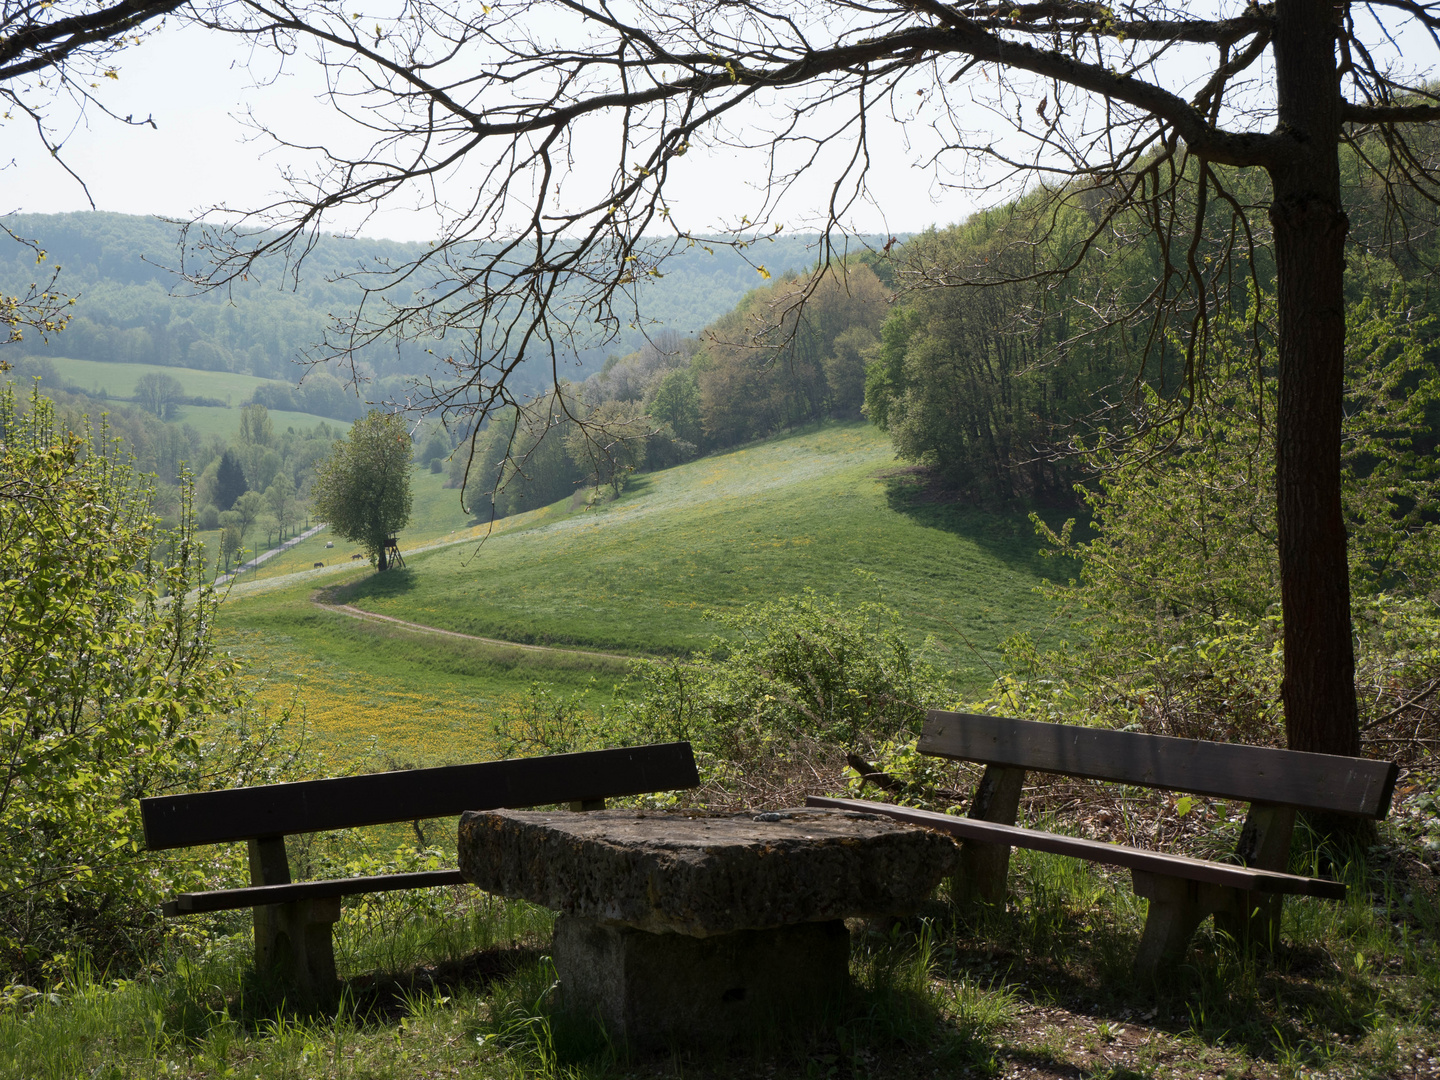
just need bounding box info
[921,711,1397,819]
[140,742,699,850]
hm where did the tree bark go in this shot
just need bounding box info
[1267,0,1360,759]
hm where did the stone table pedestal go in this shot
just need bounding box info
[458,808,958,1046]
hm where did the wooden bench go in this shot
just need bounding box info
[808,710,1397,978]
[140,742,699,1003]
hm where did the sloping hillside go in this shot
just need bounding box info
[330,421,1064,676]
[218,421,1065,764]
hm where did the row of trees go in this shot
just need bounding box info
[865,145,1440,506]
[0,213,828,388]
[3,358,344,573]
[0,215,438,381]
[989,295,1440,783]
[451,264,892,516]
[193,404,343,570]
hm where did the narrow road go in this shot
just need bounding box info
[217,523,327,586]
[311,598,641,664]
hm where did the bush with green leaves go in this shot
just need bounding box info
[0,385,298,983]
[991,296,1440,759]
[623,589,957,765]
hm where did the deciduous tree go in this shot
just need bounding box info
[237,403,275,448]
[310,409,413,570]
[265,470,297,538]
[232,489,264,545]
[134,371,184,420]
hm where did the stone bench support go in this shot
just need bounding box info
[553,916,849,1043]
[458,808,959,1046]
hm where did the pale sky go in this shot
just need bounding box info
[2,7,1433,246]
[1,19,984,243]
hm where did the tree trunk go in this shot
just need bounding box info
[377,545,389,572]
[1267,0,1360,759]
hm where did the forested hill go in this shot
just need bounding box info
[1,212,860,385]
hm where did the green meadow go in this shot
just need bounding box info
[216,422,1070,767]
[332,422,1065,671]
[218,583,629,767]
[43,355,347,437]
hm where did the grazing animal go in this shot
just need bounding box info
[351,553,362,561]
[314,562,324,569]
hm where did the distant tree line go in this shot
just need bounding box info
[0,363,341,572]
[449,262,893,516]
[443,139,1440,523]
[0,212,833,389]
[867,144,1440,506]
[193,404,342,569]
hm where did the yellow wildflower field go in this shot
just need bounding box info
[219,593,625,770]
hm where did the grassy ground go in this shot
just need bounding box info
[3,833,1434,1080]
[7,423,1436,1077]
[65,421,1434,1077]
[213,423,1065,765]
[212,467,635,768]
[331,422,1066,680]
[217,581,628,768]
[43,356,347,437]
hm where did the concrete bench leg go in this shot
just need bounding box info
[248,836,340,1007]
[952,765,1024,906]
[552,915,848,1047]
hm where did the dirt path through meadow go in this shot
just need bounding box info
[311,594,640,665]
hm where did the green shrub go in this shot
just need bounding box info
[991,297,1440,757]
[622,589,957,762]
[0,385,298,983]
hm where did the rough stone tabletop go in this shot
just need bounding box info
[457,807,960,936]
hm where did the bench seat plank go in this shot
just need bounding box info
[920,711,1397,819]
[141,742,699,849]
[805,796,1346,900]
[161,870,469,916]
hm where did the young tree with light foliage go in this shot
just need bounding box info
[0,384,296,980]
[310,410,413,570]
[133,372,184,420]
[265,470,298,539]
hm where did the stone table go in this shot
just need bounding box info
[457,807,959,1045]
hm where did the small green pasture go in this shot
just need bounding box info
[332,422,1066,684]
[43,356,347,436]
[215,424,1067,763]
[163,402,343,440]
